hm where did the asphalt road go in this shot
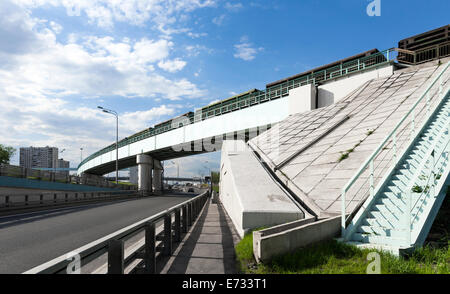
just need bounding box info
[0,194,195,274]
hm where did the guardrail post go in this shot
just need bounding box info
[174,209,181,242]
[163,214,172,256]
[369,160,374,198]
[40,194,43,205]
[108,239,124,274]
[65,193,68,202]
[182,205,188,233]
[54,193,57,203]
[188,203,193,226]
[25,195,28,206]
[5,196,9,208]
[144,222,156,274]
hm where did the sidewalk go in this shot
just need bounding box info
[159,198,240,274]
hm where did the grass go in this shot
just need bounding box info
[236,233,450,274]
[109,181,137,187]
[212,185,219,193]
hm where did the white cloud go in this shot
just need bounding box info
[166,152,220,178]
[120,105,175,133]
[212,14,226,26]
[13,0,218,34]
[225,2,243,11]
[0,0,208,168]
[158,58,187,73]
[233,36,263,61]
[0,2,204,100]
[49,21,63,34]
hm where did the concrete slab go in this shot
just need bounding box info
[219,140,305,236]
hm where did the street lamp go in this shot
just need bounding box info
[98,106,119,185]
[171,160,180,179]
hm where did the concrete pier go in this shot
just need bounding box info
[153,161,163,195]
[137,154,153,195]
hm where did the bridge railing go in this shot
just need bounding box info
[78,49,398,171]
[0,190,139,212]
[0,164,136,190]
[396,42,450,65]
[341,61,450,239]
[23,190,210,274]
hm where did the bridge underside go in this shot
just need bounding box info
[83,132,261,175]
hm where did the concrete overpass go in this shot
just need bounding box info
[78,49,396,194]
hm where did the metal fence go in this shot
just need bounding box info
[0,190,139,212]
[397,42,450,65]
[0,164,136,190]
[23,191,210,274]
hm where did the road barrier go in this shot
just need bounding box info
[23,190,210,274]
[0,190,140,213]
[0,164,136,190]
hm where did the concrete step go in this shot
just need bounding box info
[344,241,409,256]
[372,204,404,221]
[376,196,405,212]
[358,225,407,238]
[351,233,407,247]
[366,211,399,228]
[385,185,405,195]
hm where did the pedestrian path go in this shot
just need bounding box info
[159,198,240,274]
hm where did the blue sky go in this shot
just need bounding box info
[0,0,448,178]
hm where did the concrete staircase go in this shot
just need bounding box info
[343,79,450,253]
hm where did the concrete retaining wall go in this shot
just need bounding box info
[253,216,341,263]
[317,64,393,108]
[219,140,304,237]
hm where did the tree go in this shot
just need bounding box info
[0,144,16,164]
[211,171,220,184]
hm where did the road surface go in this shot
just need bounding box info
[0,194,195,273]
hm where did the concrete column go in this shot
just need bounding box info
[153,160,163,195]
[137,154,153,195]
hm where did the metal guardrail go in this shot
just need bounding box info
[341,61,450,238]
[0,164,136,190]
[23,190,210,274]
[79,49,397,170]
[0,190,139,212]
[405,121,450,245]
[397,42,450,65]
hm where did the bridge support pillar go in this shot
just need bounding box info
[137,154,153,196]
[153,160,163,195]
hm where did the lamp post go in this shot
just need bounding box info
[98,106,119,185]
[170,160,179,179]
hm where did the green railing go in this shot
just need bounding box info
[341,61,450,240]
[79,49,396,170]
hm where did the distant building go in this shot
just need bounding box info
[129,166,138,184]
[57,158,70,177]
[20,146,58,169]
